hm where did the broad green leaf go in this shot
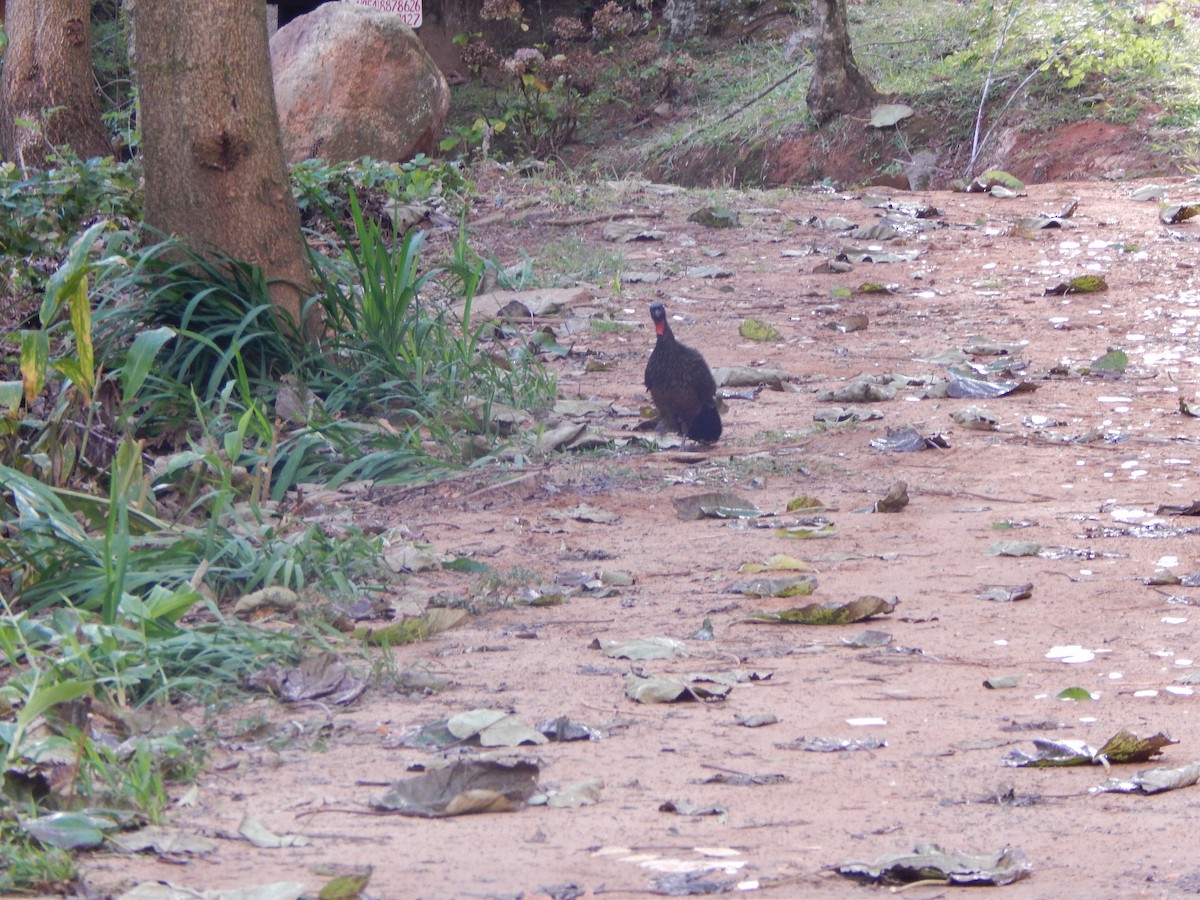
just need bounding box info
[596,636,687,660]
[15,678,92,733]
[120,326,175,404]
[775,524,837,539]
[443,557,492,573]
[22,811,116,850]
[224,428,243,464]
[1044,275,1108,295]
[1095,728,1175,763]
[786,496,826,512]
[42,219,107,326]
[672,491,762,521]
[727,574,818,598]
[112,436,145,507]
[986,540,1042,557]
[52,357,88,392]
[49,483,170,533]
[1160,203,1200,224]
[141,585,202,623]
[318,869,373,900]
[974,170,1026,191]
[0,464,89,540]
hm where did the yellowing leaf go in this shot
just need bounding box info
[740,318,781,341]
[68,277,94,400]
[19,329,48,404]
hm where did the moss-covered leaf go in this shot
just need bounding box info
[748,595,896,625]
[726,573,818,598]
[739,318,782,341]
[1044,275,1108,295]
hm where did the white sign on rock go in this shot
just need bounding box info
[353,0,422,28]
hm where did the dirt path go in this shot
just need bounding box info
[88,176,1200,898]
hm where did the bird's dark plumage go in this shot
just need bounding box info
[644,302,722,445]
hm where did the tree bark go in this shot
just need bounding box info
[805,0,880,126]
[0,0,113,166]
[129,0,315,338]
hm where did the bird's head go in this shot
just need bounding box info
[649,302,668,336]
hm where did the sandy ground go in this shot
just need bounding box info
[84,174,1200,899]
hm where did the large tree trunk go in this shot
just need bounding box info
[805,0,880,126]
[0,0,112,166]
[129,0,315,338]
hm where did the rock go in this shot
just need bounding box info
[270,2,449,164]
[664,0,732,38]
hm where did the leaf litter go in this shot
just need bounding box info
[748,595,897,625]
[1004,729,1175,767]
[371,758,541,818]
[838,843,1033,886]
[88,170,1200,899]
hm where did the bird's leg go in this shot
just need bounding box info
[679,418,693,452]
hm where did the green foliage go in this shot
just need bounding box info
[0,582,281,889]
[3,174,554,627]
[0,823,76,893]
[290,154,468,224]
[96,241,305,406]
[0,594,298,711]
[0,154,140,295]
[0,36,562,893]
[308,193,557,469]
[871,0,1197,131]
[502,73,582,158]
[90,0,138,158]
[450,45,699,162]
[1031,0,1178,90]
[1,222,142,486]
[439,113,512,158]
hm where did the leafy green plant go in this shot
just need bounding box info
[0,154,140,296]
[310,192,555,437]
[1,222,158,484]
[0,579,286,890]
[504,72,582,158]
[439,113,513,159]
[1032,0,1177,90]
[96,240,305,405]
[290,154,468,226]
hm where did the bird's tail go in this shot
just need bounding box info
[688,404,722,442]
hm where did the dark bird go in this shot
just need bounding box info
[644,302,722,447]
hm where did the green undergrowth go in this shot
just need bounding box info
[444,0,1200,181]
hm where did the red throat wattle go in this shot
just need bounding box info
[655,320,666,336]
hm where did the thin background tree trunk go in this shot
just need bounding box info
[129,0,315,337]
[0,0,112,166]
[806,0,881,126]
